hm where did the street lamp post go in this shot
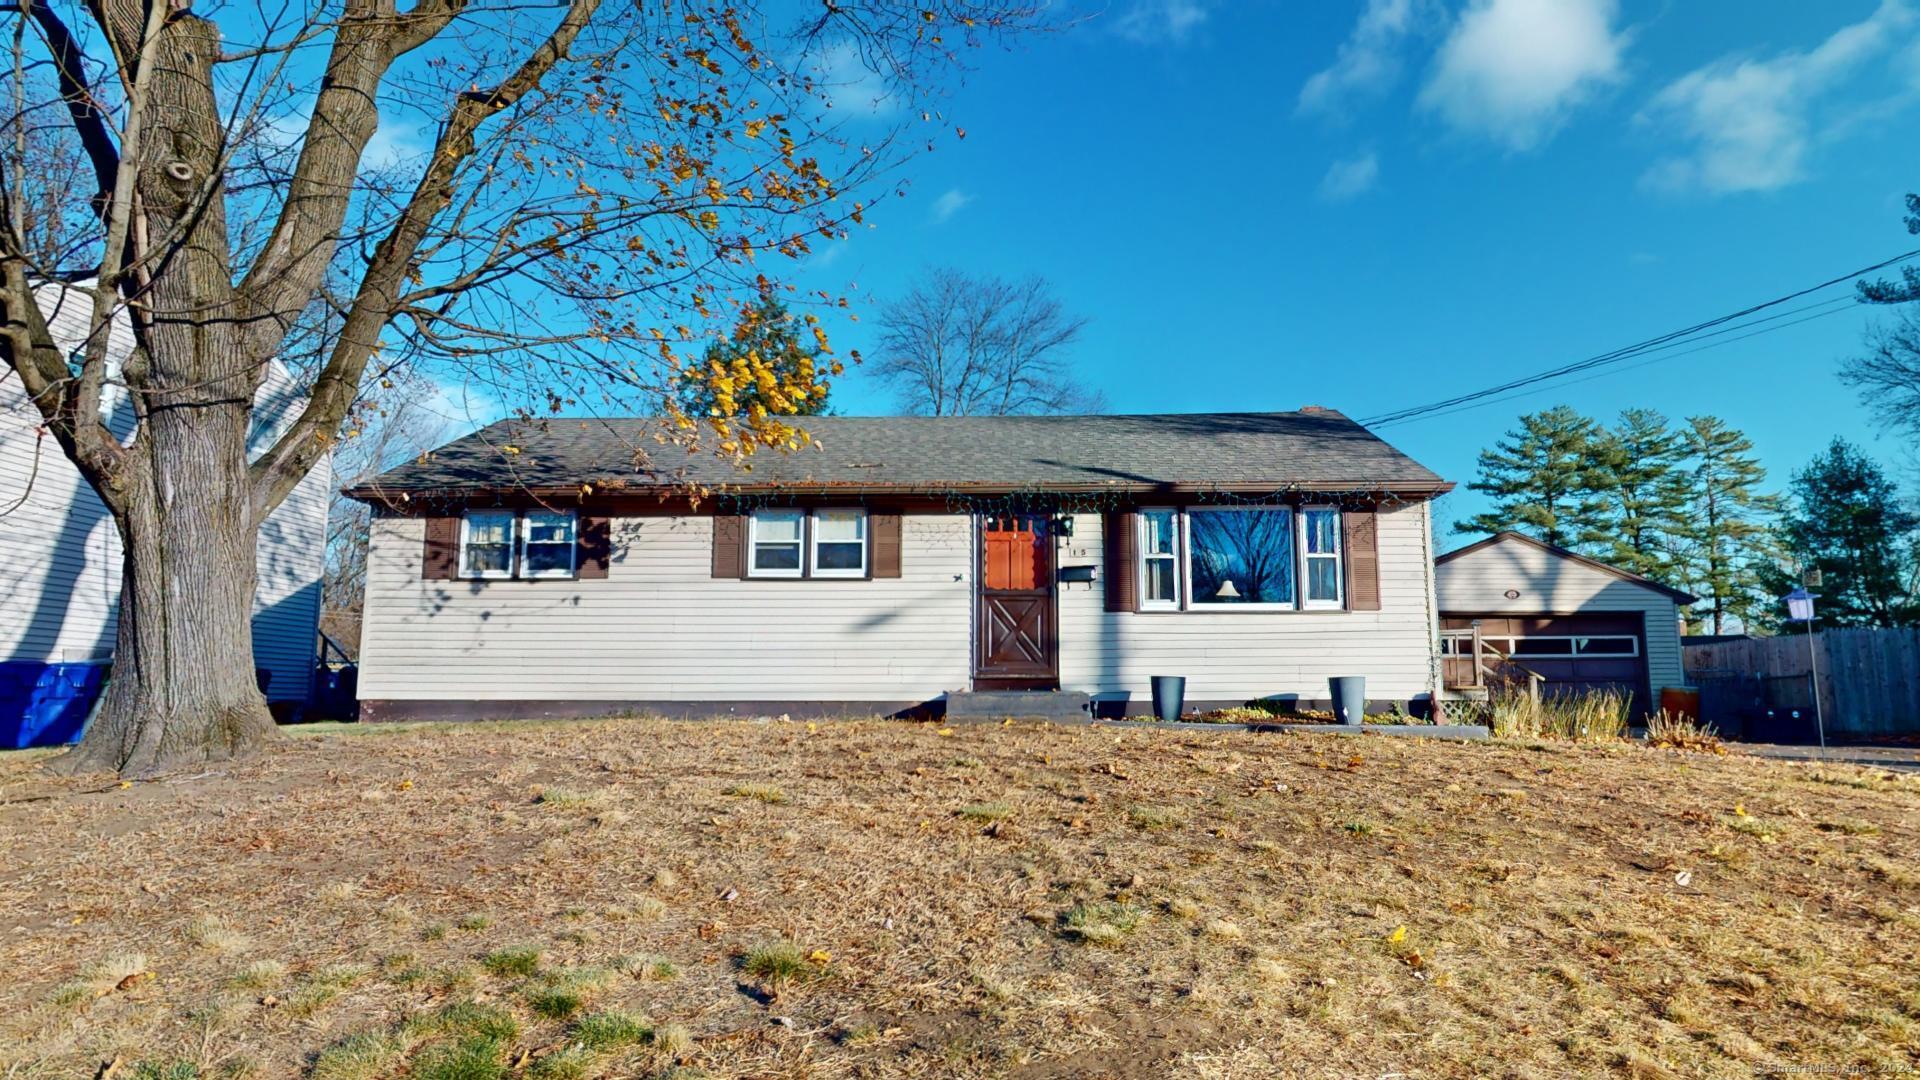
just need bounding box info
[1783,588,1826,753]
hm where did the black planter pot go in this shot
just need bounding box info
[1150,676,1187,723]
[1329,676,1367,726]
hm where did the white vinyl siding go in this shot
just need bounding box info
[0,283,328,700]
[359,501,1444,708]
[1434,536,1686,695]
[358,512,975,701]
[1056,502,1438,703]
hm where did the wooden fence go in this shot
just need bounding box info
[1683,628,1920,739]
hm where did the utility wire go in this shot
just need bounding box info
[1375,299,1861,429]
[1360,249,1920,429]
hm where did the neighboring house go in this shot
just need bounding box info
[346,408,1454,720]
[0,282,330,748]
[1434,531,1695,715]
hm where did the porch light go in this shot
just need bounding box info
[1781,587,1826,753]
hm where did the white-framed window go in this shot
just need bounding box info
[1138,509,1181,608]
[1186,506,1296,606]
[460,510,517,579]
[1132,505,1353,611]
[749,508,806,577]
[811,508,868,578]
[1301,506,1343,609]
[520,509,578,579]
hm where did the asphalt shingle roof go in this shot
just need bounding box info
[351,409,1449,499]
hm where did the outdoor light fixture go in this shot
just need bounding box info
[1216,579,1241,600]
[1784,587,1815,624]
[1782,587,1827,753]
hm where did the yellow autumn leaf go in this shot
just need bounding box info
[1388,925,1407,944]
[806,949,831,964]
[936,727,954,737]
[1734,803,1748,817]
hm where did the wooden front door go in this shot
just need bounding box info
[975,513,1058,689]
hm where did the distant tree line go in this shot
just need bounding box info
[1456,406,1919,634]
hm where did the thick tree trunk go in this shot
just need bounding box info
[57,381,273,776]
[53,10,276,776]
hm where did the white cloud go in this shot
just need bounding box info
[928,188,974,224]
[807,40,899,117]
[1318,152,1381,201]
[1418,0,1627,150]
[1113,0,1209,45]
[1298,0,1430,118]
[1639,0,1918,195]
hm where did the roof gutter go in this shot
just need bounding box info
[342,479,1456,507]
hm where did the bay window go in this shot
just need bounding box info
[1133,505,1349,611]
[1188,507,1295,605]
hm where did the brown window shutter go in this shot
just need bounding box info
[870,512,902,578]
[1103,511,1138,613]
[423,516,459,580]
[1343,508,1380,611]
[577,516,612,579]
[711,513,746,579]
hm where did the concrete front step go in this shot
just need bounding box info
[946,690,1092,720]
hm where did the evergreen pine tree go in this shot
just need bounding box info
[678,293,835,419]
[1759,439,1918,627]
[1455,405,1610,550]
[1673,416,1779,634]
[1588,408,1689,583]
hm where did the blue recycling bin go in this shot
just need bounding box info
[0,662,108,749]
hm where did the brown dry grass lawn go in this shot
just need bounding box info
[2,717,1918,1079]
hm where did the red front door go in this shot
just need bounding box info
[975,514,1058,689]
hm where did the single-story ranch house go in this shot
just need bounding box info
[346,409,1455,720]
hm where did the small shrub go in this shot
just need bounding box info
[1646,710,1726,754]
[455,914,493,932]
[1342,820,1376,836]
[1062,901,1145,946]
[480,945,542,978]
[131,1063,198,1080]
[957,801,1012,822]
[724,783,787,804]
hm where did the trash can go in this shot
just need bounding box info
[1329,676,1367,726]
[1150,676,1186,723]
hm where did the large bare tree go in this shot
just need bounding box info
[0,0,1042,775]
[871,265,1098,415]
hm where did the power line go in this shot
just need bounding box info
[1360,248,1920,429]
[1375,298,1861,429]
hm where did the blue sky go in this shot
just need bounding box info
[771,0,1920,534]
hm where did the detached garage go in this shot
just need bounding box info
[1434,532,1694,716]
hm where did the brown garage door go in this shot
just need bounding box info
[1441,613,1652,715]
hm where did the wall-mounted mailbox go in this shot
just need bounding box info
[1057,565,1096,583]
